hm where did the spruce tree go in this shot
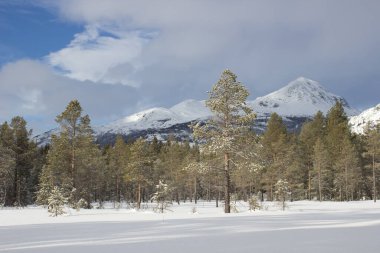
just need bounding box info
[192,69,255,213]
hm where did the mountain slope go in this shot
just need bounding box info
[349,103,380,134]
[250,77,357,117]
[35,77,359,146]
[96,100,211,136]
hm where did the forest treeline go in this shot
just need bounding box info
[0,70,379,213]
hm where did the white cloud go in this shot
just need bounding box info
[47,25,148,87]
[2,0,379,133]
[0,59,141,133]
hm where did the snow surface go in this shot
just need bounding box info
[349,103,380,134]
[1,201,380,252]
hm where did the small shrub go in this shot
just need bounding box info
[48,186,67,217]
[248,195,261,211]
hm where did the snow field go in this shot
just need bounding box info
[1,201,380,252]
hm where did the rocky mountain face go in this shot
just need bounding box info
[34,77,359,146]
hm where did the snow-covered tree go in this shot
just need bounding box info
[192,69,255,213]
[48,186,67,217]
[151,180,172,213]
[275,179,290,211]
[248,195,261,211]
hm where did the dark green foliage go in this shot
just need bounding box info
[37,100,103,209]
[0,117,36,206]
[2,81,378,208]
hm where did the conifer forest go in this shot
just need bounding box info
[1,70,379,213]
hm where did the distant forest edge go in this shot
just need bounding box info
[0,70,379,213]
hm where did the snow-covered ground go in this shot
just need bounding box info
[1,201,380,252]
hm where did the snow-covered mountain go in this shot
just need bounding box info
[96,99,211,136]
[250,77,357,117]
[349,104,380,134]
[34,77,359,146]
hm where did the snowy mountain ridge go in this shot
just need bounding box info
[349,103,380,134]
[95,99,211,136]
[34,77,362,145]
[249,77,357,117]
[95,77,357,136]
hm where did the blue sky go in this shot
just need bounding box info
[0,0,379,133]
[0,2,81,65]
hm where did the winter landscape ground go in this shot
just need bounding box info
[1,201,380,253]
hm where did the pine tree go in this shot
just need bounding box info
[233,131,262,201]
[125,138,153,209]
[192,69,255,213]
[37,133,72,204]
[299,111,325,199]
[182,144,203,204]
[158,140,189,204]
[108,135,129,203]
[260,113,288,201]
[151,180,172,213]
[0,143,15,206]
[48,186,67,217]
[283,134,305,201]
[334,136,359,201]
[55,100,82,189]
[313,138,329,201]
[363,124,380,202]
[74,115,104,208]
[0,117,36,206]
[37,100,102,208]
[275,179,289,211]
[325,101,351,199]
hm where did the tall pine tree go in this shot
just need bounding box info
[192,69,255,213]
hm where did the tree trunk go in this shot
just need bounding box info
[318,165,322,202]
[116,176,120,203]
[216,190,219,207]
[373,153,376,203]
[71,123,76,188]
[194,176,197,204]
[308,168,312,200]
[17,178,21,206]
[137,183,141,209]
[270,183,273,202]
[345,165,348,201]
[224,152,231,213]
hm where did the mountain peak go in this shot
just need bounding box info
[279,77,328,100]
[251,77,357,116]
